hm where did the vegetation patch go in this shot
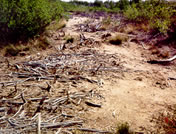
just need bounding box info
[115,122,133,134]
[0,0,63,43]
[3,44,30,56]
[109,34,128,45]
[64,35,75,43]
[46,19,66,31]
[124,0,175,33]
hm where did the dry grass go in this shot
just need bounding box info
[46,19,66,31]
[2,36,52,56]
[149,46,170,58]
[119,23,150,34]
[64,35,75,43]
[34,37,52,50]
[119,24,135,34]
[3,44,30,56]
[108,33,128,45]
[1,19,66,56]
[100,17,112,31]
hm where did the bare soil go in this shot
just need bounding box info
[1,13,176,133]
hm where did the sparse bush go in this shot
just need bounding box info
[115,122,132,134]
[109,34,128,45]
[94,0,103,7]
[102,17,112,25]
[64,35,74,43]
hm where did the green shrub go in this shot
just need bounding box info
[124,4,141,20]
[119,0,130,10]
[124,0,174,33]
[146,0,173,33]
[0,0,63,43]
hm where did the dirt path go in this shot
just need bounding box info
[1,14,176,133]
[64,15,176,133]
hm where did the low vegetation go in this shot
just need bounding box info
[115,122,133,134]
[109,34,128,45]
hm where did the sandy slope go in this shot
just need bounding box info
[64,15,176,133]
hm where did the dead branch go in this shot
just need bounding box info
[69,128,111,133]
[85,101,101,108]
[33,97,47,116]
[37,113,41,134]
[10,105,23,118]
[42,121,83,128]
[168,77,176,80]
[21,93,27,104]
[147,55,176,64]
[39,82,51,92]
[0,107,6,112]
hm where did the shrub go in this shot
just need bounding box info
[124,4,141,20]
[115,122,132,134]
[94,0,103,7]
[119,0,130,10]
[124,0,174,33]
[146,0,173,33]
[109,34,128,45]
[64,35,74,43]
[0,0,63,43]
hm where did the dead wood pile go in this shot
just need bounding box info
[0,47,123,133]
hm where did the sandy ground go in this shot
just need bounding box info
[1,14,176,133]
[64,15,176,133]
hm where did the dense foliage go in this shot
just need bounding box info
[0,0,63,42]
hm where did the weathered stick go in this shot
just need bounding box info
[42,121,83,128]
[72,128,111,133]
[85,101,101,108]
[38,113,41,134]
[147,55,176,64]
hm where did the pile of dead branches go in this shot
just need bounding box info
[5,49,122,83]
[0,48,123,133]
[0,88,106,133]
